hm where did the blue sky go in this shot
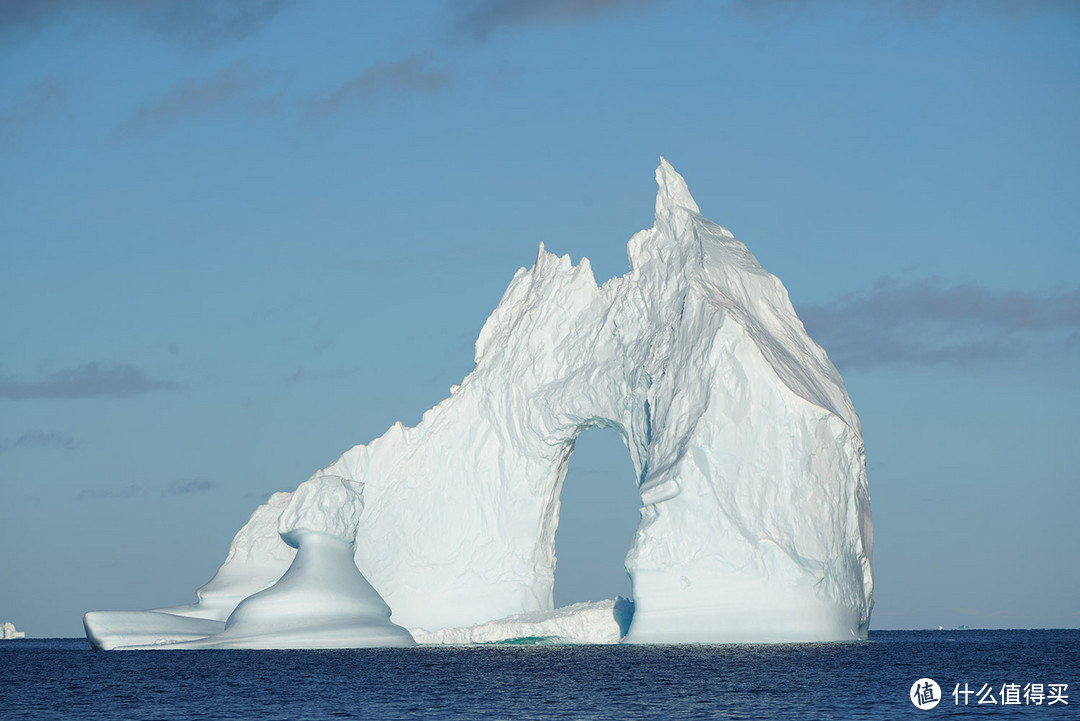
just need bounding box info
[1,0,1077,638]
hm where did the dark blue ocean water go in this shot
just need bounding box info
[0,630,1076,720]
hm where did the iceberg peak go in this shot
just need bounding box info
[655,157,700,215]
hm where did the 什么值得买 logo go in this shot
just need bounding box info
[910,678,1069,709]
[910,678,941,710]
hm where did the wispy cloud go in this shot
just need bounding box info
[0,0,289,50]
[727,0,1077,24]
[0,362,181,400]
[799,278,1080,370]
[308,54,451,118]
[876,0,1078,21]
[0,77,66,127]
[0,430,79,453]
[0,77,68,148]
[115,61,285,137]
[76,477,217,501]
[76,483,143,501]
[163,478,217,496]
[449,0,662,41]
[282,365,362,388]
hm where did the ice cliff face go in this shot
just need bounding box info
[86,159,873,645]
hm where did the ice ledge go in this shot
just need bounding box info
[413,598,635,645]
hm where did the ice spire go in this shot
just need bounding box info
[655,157,700,215]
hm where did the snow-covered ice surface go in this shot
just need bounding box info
[84,159,872,647]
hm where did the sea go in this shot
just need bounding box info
[1,630,1076,720]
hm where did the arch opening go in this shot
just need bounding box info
[552,426,642,613]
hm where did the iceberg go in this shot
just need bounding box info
[84,159,872,647]
[2,622,26,640]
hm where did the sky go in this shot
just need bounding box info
[1,0,1077,638]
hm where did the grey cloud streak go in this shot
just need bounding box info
[163,478,217,496]
[798,277,1080,370]
[76,483,143,501]
[76,477,217,501]
[115,62,286,137]
[308,55,451,118]
[0,77,66,126]
[0,430,79,453]
[450,0,662,41]
[0,362,181,400]
[0,0,289,50]
[727,0,1078,23]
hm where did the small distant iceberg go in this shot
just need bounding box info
[2,622,26,639]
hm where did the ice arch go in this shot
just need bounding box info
[89,160,872,644]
